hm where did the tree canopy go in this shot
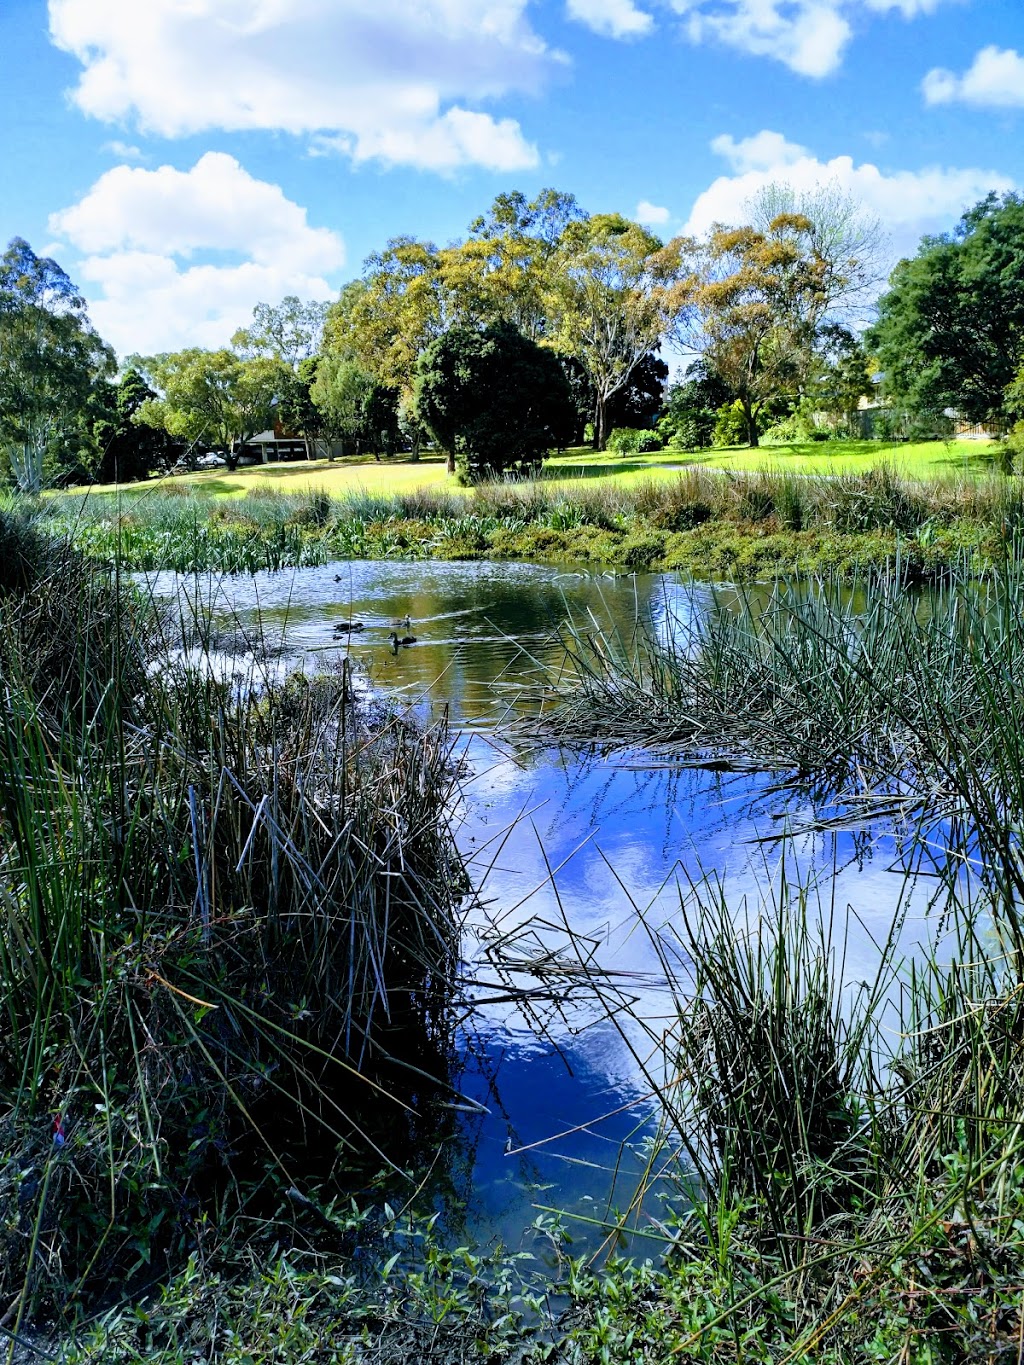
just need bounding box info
[232,296,329,367]
[868,193,1024,424]
[309,355,398,458]
[325,193,679,451]
[414,322,576,481]
[10,181,1019,490]
[546,214,682,449]
[136,349,289,464]
[90,367,171,483]
[673,213,844,447]
[0,238,114,492]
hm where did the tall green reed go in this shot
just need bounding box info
[532,554,1024,1355]
[540,557,1024,923]
[0,509,466,1316]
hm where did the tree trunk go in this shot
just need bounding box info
[595,395,608,451]
[446,451,456,474]
[743,400,759,448]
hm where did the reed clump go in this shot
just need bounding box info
[533,555,1024,1359]
[0,507,465,1321]
[548,858,1024,1362]
[539,557,1024,805]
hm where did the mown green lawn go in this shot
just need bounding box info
[684,436,1003,478]
[66,436,1003,501]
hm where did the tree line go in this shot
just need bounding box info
[4,186,1024,490]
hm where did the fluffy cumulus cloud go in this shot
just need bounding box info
[48,154,345,356]
[687,129,1016,249]
[567,0,654,39]
[635,199,671,224]
[923,46,1024,109]
[662,0,951,77]
[671,1,851,78]
[48,0,550,173]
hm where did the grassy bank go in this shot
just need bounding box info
[0,504,468,1335]
[42,462,1024,580]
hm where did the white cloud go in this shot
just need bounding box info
[668,1,852,77]
[50,153,344,273]
[665,0,952,77]
[687,128,1016,252]
[80,256,337,358]
[567,0,654,39]
[923,46,1024,109]
[48,0,552,173]
[315,108,538,173]
[864,0,944,12]
[102,140,144,161]
[635,199,671,224]
[710,130,807,172]
[48,155,344,357]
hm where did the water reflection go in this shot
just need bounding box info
[142,559,936,1255]
[141,559,693,730]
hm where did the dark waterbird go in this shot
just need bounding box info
[334,621,365,633]
[389,631,417,651]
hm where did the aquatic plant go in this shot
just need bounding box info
[0,507,466,1321]
[516,551,1024,1358]
[41,466,1024,581]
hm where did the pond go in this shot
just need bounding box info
[141,558,937,1260]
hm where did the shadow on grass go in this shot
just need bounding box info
[230,455,449,480]
[541,459,652,480]
[931,446,1007,475]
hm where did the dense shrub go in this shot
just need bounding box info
[712,400,751,447]
[816,463,930,533]
[634,472,721,532]
[620,532,666,570]
[761,410,819,444]
[606,426,663,454]
[414,322,576,481]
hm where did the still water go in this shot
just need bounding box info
[143,558,934,1255]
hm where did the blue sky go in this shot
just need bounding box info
[1,0,1022,360]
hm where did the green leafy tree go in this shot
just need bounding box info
[658,362,732,450]
[0,237,114,492]
[812,327,875,434]
[90,367,171,482]
[361,381,401,457]
[310,355,378,457]
[674,214,836,448]
[277,357,335,460]
[442,188,586,340]
[547,215,682,449]
[414,322,576,481]
[231,296,329,367]
[136,349,288,464]
[868,193,1024,424]
[325,247,443,460]
[748,182,884,321]
[606,352,669,431]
